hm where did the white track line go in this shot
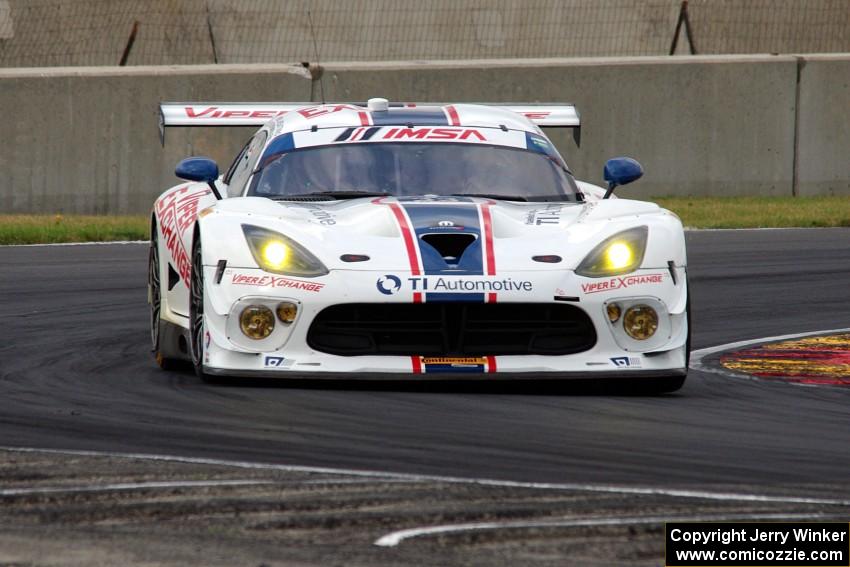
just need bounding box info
[374,512,831,547]
[0,479,274,496]
[3,446,850,508]
[690,327,850,380]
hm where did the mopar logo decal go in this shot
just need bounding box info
[376,275,402,295]
[611,356,641,368]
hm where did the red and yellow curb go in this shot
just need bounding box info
[720,333,850,385]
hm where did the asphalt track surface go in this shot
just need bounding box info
[3,228,850,487]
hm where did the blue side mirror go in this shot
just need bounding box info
[175,157,219,183]
[603,157,643,198]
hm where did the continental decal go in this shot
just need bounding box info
[413,355,496,374]
[421,357,488,366]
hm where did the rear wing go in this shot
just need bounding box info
[158,102,580,145]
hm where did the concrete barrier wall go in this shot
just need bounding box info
[796,55,850,197]
[0,65,313,214]
[323,56,799,200]
[3,1,850,67]
[0,54,847,214]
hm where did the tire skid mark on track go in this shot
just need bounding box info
[0,301,140,320]
[0,479,275,496]
[374,512,835,547]
[5,446,850,507]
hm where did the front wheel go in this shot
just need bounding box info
[655,286,690,394]
[635,285,690,395]
[188,233,209,380]
[639,374,686,394]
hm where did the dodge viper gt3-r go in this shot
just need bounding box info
[150,98,689,392]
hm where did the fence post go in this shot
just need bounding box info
[669,1,697,55]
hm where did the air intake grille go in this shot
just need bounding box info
[307,303,596,356]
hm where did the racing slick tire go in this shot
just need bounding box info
[638,283,690,394]
[149,221,181,370]
[189,231,224,384]
[637,374,686,395]
[189,230,210,381]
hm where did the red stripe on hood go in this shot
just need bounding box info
[385,202,422,276]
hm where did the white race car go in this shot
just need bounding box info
[150,99,689,392]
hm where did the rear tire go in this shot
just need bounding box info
[149,223,180,370]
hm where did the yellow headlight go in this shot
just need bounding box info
[276,301,298,324]
[243,225,329,277]
[604,242,633,270]
[261,241,289,269]
[623,305,658,340]
[239,305,275,339]
[606,302,622,323]
[575,226,647,278]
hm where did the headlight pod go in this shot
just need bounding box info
[575,226,648,278]
[240,305,275,339]
[242,224,328,277]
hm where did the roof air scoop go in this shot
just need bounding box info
[367,98,389,112]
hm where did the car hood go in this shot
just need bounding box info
[212,195,664,272]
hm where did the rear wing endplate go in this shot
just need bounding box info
[158,102,580,145]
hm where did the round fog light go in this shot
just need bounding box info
[606,302,621,323]
[239,305,275,339]
[276,301,298,324]
[623,305,658,340]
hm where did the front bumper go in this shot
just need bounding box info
[201,266,689,379]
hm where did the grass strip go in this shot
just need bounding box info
[0,215,149,245]
[654,196,850,229]
[1,197,849,244]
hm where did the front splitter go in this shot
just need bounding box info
[204,367,687,381]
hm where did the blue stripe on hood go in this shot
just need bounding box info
[399,203,483,276]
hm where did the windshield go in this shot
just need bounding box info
[248,142,581,201]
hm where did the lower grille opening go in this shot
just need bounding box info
[307,303,596,356]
